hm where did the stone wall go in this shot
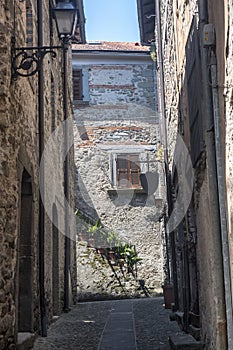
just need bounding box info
[0,2,39,348]
[73,47,166,300]
[157,0,233,348]
[0,1,76,348]
[223,0,233,305]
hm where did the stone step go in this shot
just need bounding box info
[188,324,201,340]
[169,333,204,350]
[17,332,36,350]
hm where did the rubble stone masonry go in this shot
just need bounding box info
[158,0,233,348]
[73,45,166,299]
[0,1,75,348]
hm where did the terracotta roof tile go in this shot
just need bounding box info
[72,41,149,52]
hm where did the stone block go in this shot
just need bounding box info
[0,109,10,127]
[138,81,154,89]
[175,312,184,329]
[0,314,13,334]
[17,332,36,350]
[169,334,204,349]
[141,69,153,77]
[188,325,201,341]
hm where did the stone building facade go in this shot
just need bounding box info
[72,42,166,300]
[0,1,84,348]
[143,0,233,349]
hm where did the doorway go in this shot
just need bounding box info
[52,204,60,315]
[18,169,33,332]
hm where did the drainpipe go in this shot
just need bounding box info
[198,1,232,347]
[37,0,47,337]
[63,40,71,312]
[209,47,233,349]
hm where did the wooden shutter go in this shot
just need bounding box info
[117,156,128,188]
[72,69,83,101]
[186,17,204,165]
[129,155,140,187]
[116,155,141,188]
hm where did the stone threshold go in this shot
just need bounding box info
[169,333,204,349]
[16,316,61,350]
[17,332,36,350]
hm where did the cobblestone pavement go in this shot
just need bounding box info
[32,297,182,350]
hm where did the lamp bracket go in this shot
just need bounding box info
[12,45,62,78]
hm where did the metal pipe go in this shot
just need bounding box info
[37,0,47,337]
[163,209,171,285]
[155,0,179,309]
[63,40,71,312]
[210,49,233,349]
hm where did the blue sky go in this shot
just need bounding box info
[83,0,140,42]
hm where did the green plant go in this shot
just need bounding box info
[157,145,164,162]
[107,231,117,246]
[115,243,142,269]
[75,208,142,274]
[150,43,156,62]
[88,220,101,235]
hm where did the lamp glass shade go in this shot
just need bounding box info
[53,1,78,37]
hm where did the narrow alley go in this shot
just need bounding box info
[32,298,183,350]
[2,0,233,349]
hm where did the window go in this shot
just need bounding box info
[73,69,83,100]
[26,0,33,46]
[108,148,152,190]
[116,154,141,189]
[186,16,204,165]
[51,74,56,132]
[72,68,90,103]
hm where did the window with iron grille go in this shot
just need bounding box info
[116,154,141,188]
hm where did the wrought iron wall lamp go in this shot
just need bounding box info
[12,0,78,77]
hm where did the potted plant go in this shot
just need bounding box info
[162,284,174,309]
